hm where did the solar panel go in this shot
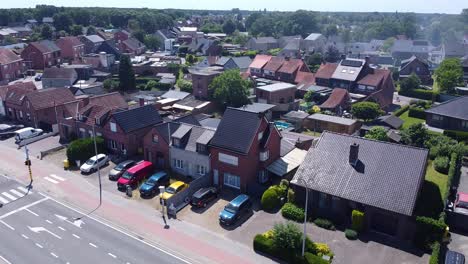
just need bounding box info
[341,60,363,67]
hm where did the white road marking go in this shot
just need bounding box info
[9,189,24,198]
[55,214,84,228]
[44,177,59,184]
[50,252,58,258]
[17,186,32,194]
[49,174,65,181]
[35,243,43,249]
[108,253,117,258]
[0,197,48,220]
[21,234,29,239]
[1,192,17,201]
[0,255,12,264]
[58,226,66,231]
[0,196,9,204]
[0,220,14,230]
[72,234,80,239]
[46,220,53,224]
[28,226,62,239]
[25,208,39,216]
[89,243,97,248]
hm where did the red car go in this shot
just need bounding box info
[117,161,153,191]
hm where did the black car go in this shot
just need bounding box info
[445,250,465,264]
[219,194,252,226]
[0,124,23,139]
[108,160,135,181]
[191,187,218,208]
[34,74,42,81]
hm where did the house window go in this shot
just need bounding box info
[173,138,180,147]
[152,135,159,143]
[19,111,23,119]
[196,143,206,153]
[88,130,94,137]
[26,101,30,108]
[26,113,31,121]
[173,159,184,169]
[462,120,468,129]
[416,67,420,72]
[121,143,126,152]
[8,108,13,117]
[110,122,117,132]
[218,153,238,166]
[196,165,206,175]
[432,115,444,121]
[258,170,269,183]
[260,150,269,162]
[96,132,102,137]
[258,131,264,141]
[223,173,240,189]
[79,128,86,138]
[366,86,375,91]
[109,140,117,150]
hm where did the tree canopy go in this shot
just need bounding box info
[351,102,383,121]
[400,73,421,92]
[364,126,388,141]
[209,70,251,108]
[435,58,463,94]
[401,123,429,148]
[118,55,136,91]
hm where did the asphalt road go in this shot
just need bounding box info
[0,176,189,264]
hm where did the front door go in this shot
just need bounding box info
[213,170,219,185]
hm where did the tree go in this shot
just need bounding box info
[40,24,53,39]
[118,55,136,91]
[400,73,421,92]
[232,30,248,45]
[69,24,83,36]
[86,26,96,35]
[365,126,388,141]
[324,45,340,63]
[462,9,468,24]
[271,222,303,251]
[324,24,338,37]
[303,90,315,102]
[200,22,222,34]
[209,69,250,107]
[145,80,158,91]
[222,19,236,35]
[177,79,193,93]
[143,35,161,51]
[341,29,351,44]
[435,58,463,94]
[401,123,428,148]
[381,37,395,52]
[132,30,145,43]
[53,12,73,33]
[306,53,323,72]
[103,79,119,91]
[351,102,383,121]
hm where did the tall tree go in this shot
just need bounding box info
[324,24,338,37]
[69,24,83,36]
[40,24,53,39]
[209,70,250,107]
[435,58,463,94]
[144,35,161,51]
[118,55,136,92]
[401,123,428,148]
[324,45,340,63]
[86,26,96,35]
[53,12,73,32]
[222,19,236,35]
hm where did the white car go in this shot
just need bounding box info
[80,154,109,174]
[14,127,43,142]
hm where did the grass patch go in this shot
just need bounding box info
[400,110,425,130]
[426,160,448,200]
[415,161,448,218]
[302,130,321,137]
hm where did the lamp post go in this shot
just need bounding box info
[298,178,309,257]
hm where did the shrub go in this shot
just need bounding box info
[429,241,441,264]
[253,234,275,254]
[345,229,358,240]
[408,107,426,119]
[313,218,336,231]
[444,130,468,142]
[445,153,460,202]
[271,222,303,251]
[414,216,447,250]
[399,88,439,101]
[314,243,333,257]
[261,187,282,212]
[351,210,365,232]
[393,105,409,116]
[281,202,305,222]
[351,101,384,121]
[177,79,193,93]
[66,137,106,166]
[304,253,329,264]
[433,156,450,174]
[287,188,296,203]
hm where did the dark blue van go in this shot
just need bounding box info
[219,194,252,226]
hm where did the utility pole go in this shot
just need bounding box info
[93,125,102,208]
[24,144,33,189]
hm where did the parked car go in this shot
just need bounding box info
[0,124,24,139]
[34,74,42,81]
[160,181,188,202]
[219,194,252,226]
[108,160,136,181]
[191,187,218,208]
[139,171,170,197]
[445,250,465,264]
[117,161,153,191]
[80,154,109,174]
[14,127,43,142]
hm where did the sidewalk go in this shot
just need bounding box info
[0,143,274,264]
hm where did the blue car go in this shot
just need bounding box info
[139,171,170,197]
[219,194,252,226]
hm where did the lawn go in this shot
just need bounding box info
[302,130,321,137]
[425,160,448,199]
[400,110,425,130]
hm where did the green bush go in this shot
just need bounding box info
[433,156,450,174]
[414,216,447,250]
[445,153,460,202]
[304,253,329,264]
[444,130,468,142]
[287,189,296,203]
[177,79,193,93]
[399,88,439,101]
[253,234,275,254]
[345,229,358,240]
[281,202,305,222]
[66,137,106,166]
[261,186,282,212]
[313,218,336,231]
[351,210,365,232]
[429,241,441,264]
[393,105,409,117]
[272,222,303,251]
[408,107,426,119]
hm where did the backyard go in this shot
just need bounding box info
[400,110,425,130]
[415,160,449,218]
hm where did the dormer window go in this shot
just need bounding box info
[196,143,206,153]
[173,138,180,147]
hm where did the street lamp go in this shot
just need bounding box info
[297,178,309,257]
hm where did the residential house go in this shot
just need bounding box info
[425,96,468,132]
[399,56,432,85]
[21,40,61,69]
[210,56,252,72]
[95,42,122,60]
[319,88,350,115]
[80,35,105,54]
[41,68,78,89]
[114,30,131,43]
[235,103,276,121]
[279,38,302,58]
[0,48,24,83]
[209,107,282,192]
[277,58,310,83]
[55,36,84,62]
[256,82,299,112]
[0,82,36,117]
[7,26,32,38]
[249,55,311,83]
[303,113,361,135]
[41,17,54,25]
[246,37,278,52]
[120,38,146,56]
[303,33,327,53]
[442,41,467,59]
[248,55,272,77]
[291,131,428,242]
[391,39,430,61]
[189,66,222,99]
[463,56,468,84]
[187,38,221,56]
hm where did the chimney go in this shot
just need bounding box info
[349,143,359,166]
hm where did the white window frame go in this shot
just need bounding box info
[223,173,240,189]
[19,111,23,119]
[258,170,268,184]
[218,153,238,166]
[152,135,159,143]
[196,165,206,175]
[110,122,117,132]
[109,140,117,150]
[260,150,269,162]
[258,131,264,141]
[173,159,184,169]
[462,120,468,129]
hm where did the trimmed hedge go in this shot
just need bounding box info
[408,107,426,119]
[281,203,305,222]
[399,88,439,101]
[429,241,441,264]
[345,229,358,240]
[351,210,365,232]
[313,218,336,231]
[414,216,447,250]
[66,137,106,166]
[445,153,460,202]
[304,253,329,264]
[261,186,282,212]
[433,156,450,174]
[444,130,468,142]
[287,189,296,203]
[393,105,409,117]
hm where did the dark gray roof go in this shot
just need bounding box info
[210,107,263,154]
[236,103,275,113]
[425,96,468,121]
[154,122,181,143]
[280,131,315,156]
[42,68,77,79]
[376,115,404,129]
[232,56,252,70]
[172,124,192,139]
[292,132,428,216]
[174,114,201,126]
[112,105,162,133]
[199,118,221,129]
[196,129,215,145]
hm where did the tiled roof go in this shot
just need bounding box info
[112,105,162,133]
[42,68,77,79]
[294,71,315,85]
[292,131,428,216]
[425,96,468,121]
[253,37,277,44]
[278,58,304,74]
[89,92,128,109]
[0,48,22,65]
[1,82,36,103]
[209,107,263,154]
[57,36,83,47]
[357,69,389,87]
[26,88,75,110]
[30,40,60,54]
[314,63,338,80]
[122,38,145,51]
[231,56,252,69]
[249,55,272,69]
[263,56,285,72]
[320,88,350,109]
[376,115,404,129]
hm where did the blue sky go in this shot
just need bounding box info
[3,0,467,14]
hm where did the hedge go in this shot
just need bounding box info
[345,229,358,240]
[351,210,365,232]
[429,241,441,264]
[304,253,329,264]
[281,203,305,222]
[444,130,468,142]
[261,186,282,212]
[66,137,106,166]
[399,89,439,101]
[313,218,336,230]
[408,107,426,119]
[433,156,449,174]
[444,153,460,202]
[414,216,447,250]
[393,105,409,117]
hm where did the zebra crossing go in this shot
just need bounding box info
[0,186,33,205]
[43,174,66,185]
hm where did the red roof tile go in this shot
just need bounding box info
[1,82,36,104]
[26,88,76,110]
[278,58,305,74]
[263,56,285,72]
[0,48,22,65]
[249,55,272,69]
[56,36,83,47]
[357,69,390,87]
[320,88,350,109]
[294,71,315,84]
[314,63,338,80]
[88,92,128,109]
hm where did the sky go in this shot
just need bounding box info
[2,0,467,14]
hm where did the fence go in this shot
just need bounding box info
[166,174,211,216]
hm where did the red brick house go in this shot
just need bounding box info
[114,30,131,44]
[248,55,311,83]
[120,38,146,56]
[209,107,282,193]
[277,58,310,83]
[56,37,84,62]
[189,67,222,99]
[0,82,36,117]
[399,55,432,85]
[255,82,299,112]
[0,48,24,84]
[21,40,61,70]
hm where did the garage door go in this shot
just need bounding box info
[223,173,240,189]
[371,212,398,236]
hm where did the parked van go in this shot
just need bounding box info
[117,161,153,190]
[15,127,43,142]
